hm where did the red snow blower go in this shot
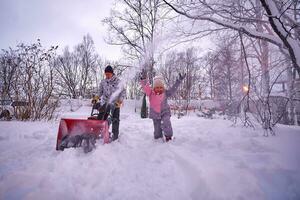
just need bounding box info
[56,102,110,153]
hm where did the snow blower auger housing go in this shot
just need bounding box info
[56,118,109,153]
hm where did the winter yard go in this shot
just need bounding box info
[0,99,300,200]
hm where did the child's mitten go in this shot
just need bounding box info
[178,73,186,81]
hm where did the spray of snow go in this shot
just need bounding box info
[108,34,162,104]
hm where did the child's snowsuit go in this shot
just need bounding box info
[141,78,183,139]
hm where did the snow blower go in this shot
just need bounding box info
[56,102,111,153]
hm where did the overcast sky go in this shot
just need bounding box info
[0,0,122,60]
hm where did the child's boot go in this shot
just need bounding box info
[165,136,172,142]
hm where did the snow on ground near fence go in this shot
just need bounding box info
[0,100,300,200]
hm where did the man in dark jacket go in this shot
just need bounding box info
[98,65,125,141]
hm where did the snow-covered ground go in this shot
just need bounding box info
[0,100,300,200]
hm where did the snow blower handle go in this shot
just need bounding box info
[115,100,122,108]
[178,73,186,81]
[140,69,147,80]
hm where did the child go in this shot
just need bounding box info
[140,72,186,141]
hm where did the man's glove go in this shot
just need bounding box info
[140,69,147,80]
[179,73,186,81]
[115,100,123,108]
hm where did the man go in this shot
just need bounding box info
[98,65,125,141]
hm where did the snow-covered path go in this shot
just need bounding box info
[0,100,300,200]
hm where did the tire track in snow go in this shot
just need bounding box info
[167,145,216,200]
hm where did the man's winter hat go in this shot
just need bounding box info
[105,65,114,74]
[153,76,165,88]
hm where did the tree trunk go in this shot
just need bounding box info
[141,94,148,118]
[286,65,295,125]
[261,40,270,97]
[294,76,300,126]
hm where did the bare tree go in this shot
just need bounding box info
[260,0,300,76]
[75,34,98,98]
[54,34,99,99]
[103,0,174,80]
[202,35,240,103]
[159,48,201,114]
[163,0,300,77]
[55,46,80,98]
[0,48,19,100]
[103,0,164,60]
[103,0,169,117]
[0,40,59,120]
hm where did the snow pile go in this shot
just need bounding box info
[0,100,300,200]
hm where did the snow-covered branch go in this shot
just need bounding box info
[163,0,300,76]
[163,0,283,46]
[260,0,300,76]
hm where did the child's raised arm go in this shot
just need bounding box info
[140,69,152,96]
[166,73,186,97]
[140,79,152,96]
